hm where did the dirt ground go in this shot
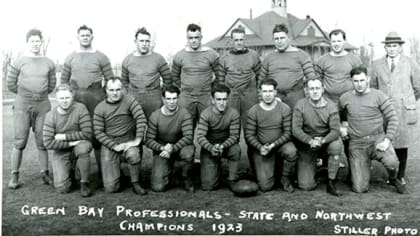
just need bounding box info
[2,102,420,235]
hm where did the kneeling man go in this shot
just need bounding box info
[197,84,241,191]
[93,77,147,195]
[43,84,93,197]
[246,79,297,192]
[293,77,343,196]
[339,67,405,193]
[145,85,195,192]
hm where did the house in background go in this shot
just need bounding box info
[206,0,357,61]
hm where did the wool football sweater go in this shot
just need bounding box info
[315,53,362,102]
[292,98,340,144]
[145,107,193,153]
[196,106,240,152]
[259,47,316,92]
[121,52,172,90]
[61,50,114,89]
[339,89,398,140]
[245,101,292,150]
[43,102,92,149]
[219,48,261,90]
[7,56,56,95]
[93,95,146,149]
[172,47,220,92]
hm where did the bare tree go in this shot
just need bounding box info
[42,36,51,56]
[2,50,13,98]
[409,36,420,65]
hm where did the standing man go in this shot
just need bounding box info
[43,84,93,197]
[259,23,316,108]
[370,32,420,193]
[145,85,195,192]
[61,25,114,182]
[7,28,56,189]
[93,77,147,195]
[245,79,298,192]
[121,27,172,118]
[197,84,241,191]
[339,67,405,193]
[315,29,363,103]
[172,23,221,125]
[292,78,343,196]
[219,26,260,127]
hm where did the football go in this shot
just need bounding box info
[231,180,258,197]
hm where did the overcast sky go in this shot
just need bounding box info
[1,0,419,64]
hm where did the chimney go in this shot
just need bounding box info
[306,15,311,19]
[250,8,253,19]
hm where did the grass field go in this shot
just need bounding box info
[2,102,420,235]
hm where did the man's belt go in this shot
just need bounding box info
[17,87,48,100]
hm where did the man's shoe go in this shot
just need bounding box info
[80,182,92,197]
[42,171,53,185]
[281,176,294,193]
[8,172,20,189]
[394,178,408,194]
[132,182,147,195]
[327,179,342,196]
[184,179,195,193]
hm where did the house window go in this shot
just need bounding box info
[307,26,315,37]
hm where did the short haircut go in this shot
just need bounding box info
[187,23,201,33]
[231,27,245,38]
[55,84,73,94]
[135,27,151,39]
[272,23,288,35]
[105,76,123,90]
[305,77,324,87]
[350,67,368,78]
[211,83,230,97]
[329,29,346,40]
[77,25,93,34]
[162,85,180,97]
[26,29,42,42]
[259,79,278,89]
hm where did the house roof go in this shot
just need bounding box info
[206,10,329,49]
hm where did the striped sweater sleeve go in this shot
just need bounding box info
[171,54,181,88]
[6,63,19,93]
[210,54,223,85]
[121,57,130,89]
[292,105,313,144]
[158,57,173,87]
[60,55,72,85]
[221,111,240,149]
[196,111,213,152]
[145,112,163,152]
[43,112,71,149]
[128,98,147,140]
[323,111,340,144]
[93,105,117,150]
[300,52,316,82]
[245,108,264,150]
[379,95,398,141]
[218,56,227,86]
[272,106,292,147]
[252,55,261,84]
[314,62,325,80]
[48,63,57,93]
[173,112,193,152]
[258,58,269,87]
[64,105,92,141]
[100,54,114,80]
